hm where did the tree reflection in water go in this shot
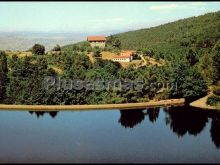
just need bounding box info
[118,109,145,128]
[145,107,160,123]
[118,108,161,128]
[29,111,59,119]
[209,112,220,149]
[165,106,208,137]
[26,106,220,150]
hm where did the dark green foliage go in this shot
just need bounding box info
[79,42,91,52]
[199,52,217,85]
[213,86,220,96]
[52,44,61,51]
[92,46,102,58]
[113,39,121,50]
[132,52,141,60]
[0,51,8,102]
[142,48,155,57]
[72,45,79,51]
[6,55,48,104]
[111,12,220,53]
[207,95,220,106]
[62,41,91,52]
[106,35,115,45]
[63,12,220,59]
[32,44,45,55]
[186,49,199,66]
[212,42,220,83]
[104,35,121,52]
[169,60,208,101]
[3,48,209,105]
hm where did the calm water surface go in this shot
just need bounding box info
[0,106,220,163]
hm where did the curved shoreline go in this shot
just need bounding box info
[189,95,218,110]
[0,98,185,111]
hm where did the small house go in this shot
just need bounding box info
[112,51,134,62]
[87,36,106,48]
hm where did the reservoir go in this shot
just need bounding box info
[0,106,219,163]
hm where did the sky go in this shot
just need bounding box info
[0,1,220,33]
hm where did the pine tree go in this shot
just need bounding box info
[0,51,8,102]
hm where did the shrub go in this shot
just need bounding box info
[207,95,220,106]
[92,46,101,58]
[213,86,220,96]
[52,44,61,51]
[32,44,45,55]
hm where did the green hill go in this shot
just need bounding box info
[113,11,220,51]
[63,11,220,54]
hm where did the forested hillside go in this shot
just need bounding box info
[60,11,220,106]
[112,11,220,53]
[0,11,220,106]
[63,11,220,55]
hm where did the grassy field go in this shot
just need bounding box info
[6,51,32,58]
[101,51,116,60]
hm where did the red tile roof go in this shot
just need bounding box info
[113,51,135,59]
[87,36,106,41]
[113,55,131,59]
[120,51,134,57]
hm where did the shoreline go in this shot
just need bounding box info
[0,98,185,111]
[189,94,218,110]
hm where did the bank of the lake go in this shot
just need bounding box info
[190,95,219,110]
[0,98,185,111]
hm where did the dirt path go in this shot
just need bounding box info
[0,98,185,111]
[189,94,217,110]
[140,54,147,67]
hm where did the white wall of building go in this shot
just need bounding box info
[90,41,105,48]
[112,58,131,62]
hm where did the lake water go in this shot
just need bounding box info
[0,106,220,163]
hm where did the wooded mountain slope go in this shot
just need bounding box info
[62,11,220,54]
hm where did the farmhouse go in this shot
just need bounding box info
[87,36,106,48]
[112,51,134,62]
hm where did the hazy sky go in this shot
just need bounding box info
[0,2,220,33]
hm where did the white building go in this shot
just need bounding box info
[112,56,132,62]
[112,51,134,62]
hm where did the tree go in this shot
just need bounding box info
[200,52,217,85]
[113,39,121,50]
[0,51,8,102]
[79,42,90,52]
[93,46,101,58]
[154,53,160,61]
[213,40,220,51]
[6,56,48,104]
[212,41,220,83]
[169,61,208,102]
[210,115,220,149]
[72,45,79,51]
[186,49,199,66]
[119,109,145,128]
[142,48,155,57]
[32,44,45,55]
[52,44,61,51]
[106,35,115,45]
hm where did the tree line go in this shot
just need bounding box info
[1,40,219,105]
